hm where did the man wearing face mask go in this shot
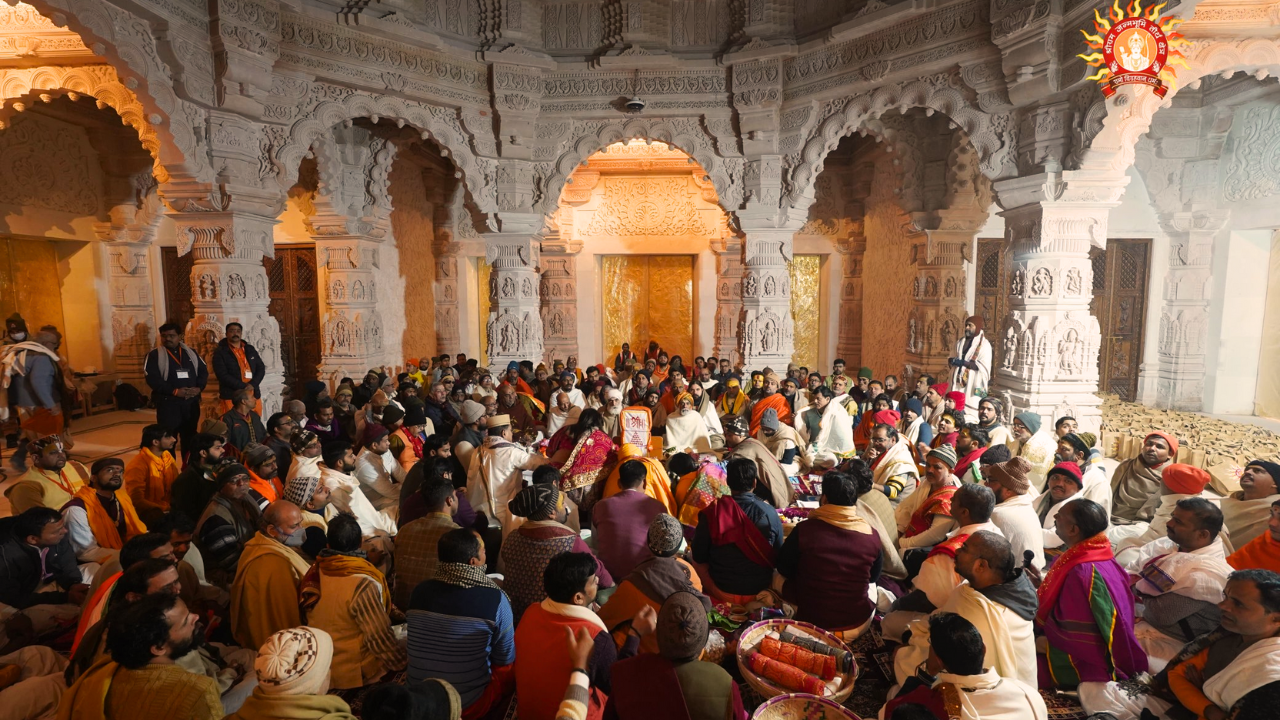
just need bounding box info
[229,500,311,651]
[2,329,68,472]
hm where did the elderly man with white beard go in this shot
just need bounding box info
[601,387,624,440]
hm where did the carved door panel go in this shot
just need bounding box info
[974,238,1008,371]
[264,246,321,398]
[160,247,194,327]
[1089,239,1150,402]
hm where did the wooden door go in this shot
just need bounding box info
[600,255,695,362]
[1089,239,1150,401]
[265,246,321,398]
[160,246,194,326]
[974,238,1009,371]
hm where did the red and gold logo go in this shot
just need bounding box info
[1079,1,1189,98]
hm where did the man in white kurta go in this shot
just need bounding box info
[319,443,398,537]
[466,414,550,539]
[796,386,854,470]
[1007,412,1057,493]
[1115,463,1227,565]
[352,429,405,513]
[947,316,992,425]
[894,531,1037,690]
[983,456,1046,571]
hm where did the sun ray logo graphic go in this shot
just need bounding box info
[1078,0,1190,98]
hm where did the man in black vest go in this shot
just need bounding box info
[144,322,208,454]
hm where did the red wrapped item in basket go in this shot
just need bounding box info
[745,651,827,695]
[759,636,837,680]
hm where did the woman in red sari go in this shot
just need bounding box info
[547,408,617,511]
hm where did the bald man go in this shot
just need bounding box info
[229,501,313,649]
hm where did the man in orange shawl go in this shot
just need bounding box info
[602,443,678,514]
[124,424,181,526]
[748,372,793,438]
[61,458,148,564]
[1228,499,1280,573]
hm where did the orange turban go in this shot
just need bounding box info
[1162,463,1210,495]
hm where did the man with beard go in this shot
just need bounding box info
[351,369,382,410]
[144,323,208,456]
[651,350,672,386]
[893,531,1038,689]
[613,342,636,371]
[722,417,793,508]
[221,388,266,453]
[953,425,991,484]
[624,368,652,406]
[242,444,283,511]
[747,372,792,438]
[63,458,147,565]
[1111,432,1179,525]
[947,317,992,424]
[780,376,808,419]
[759,408,802,478]
[318,441,398,538]
[423,380,460,438]
[696,365,718,396]
[330,384,358,444]
[170,433,227,522]
[498,382,543,438]
[229,501,311,651]
[6,434,90,515]
[431,353,459,384]
[658,368,690,412]
[983,457,1046,571]
[601,387,624,440]
[211,322,266,416]
[263,412,296,481]
[532,363,555,407]
[60,593,223,719]
[974,397,1011,448]
[195,464,261,586]
[501,361,535,396]
[1008,412,1057,493]
[639,388,668,438]
[556,370,587,409]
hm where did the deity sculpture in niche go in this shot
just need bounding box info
[940,319,957,351]
[227,274,246,300]
[1009,270,1024,297]
[912,277,921,298]
[924,277,938,298]
[763,275,776,297]
[501,277,516,298]
[522,278,533,297]
[760,317,777,353]
[198,274,216,300]
[1065,267,1083,296]
[1031,267,1053,296]
[743,274,758,297]
[331,280,345,301]
[908,318,918,352]
[1002,327,1018,370]
[945,277,957,298]
[258,327,276,368]
[352,280,366,301]
[443,285,454,301]
[253,276,265,300]
[550,312,564,336]
[1057,328,1084,376]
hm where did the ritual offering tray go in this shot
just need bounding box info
[736,619,857,703]
[752,693,862,720]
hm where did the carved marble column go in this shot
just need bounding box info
[835,232,865,366]
[539,236,582,364]
[738,222,800,370]
[166,194,285,418]
[905,226,969,382]
[989,172,1124,434]
[711,237,743,365]
[1156,211,1230,410]
[484,218,544,374]
[308,126,397,387]
[99,233,156,383]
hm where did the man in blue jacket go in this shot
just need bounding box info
[211,322,266,415]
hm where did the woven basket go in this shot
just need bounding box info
[736,618,858,703]
[752,692,862,720]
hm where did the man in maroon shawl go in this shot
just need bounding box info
[1033,498,1147,692]
[691,457,784,604]
[605,591,748,720]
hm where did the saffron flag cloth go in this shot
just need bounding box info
[759,636,836,680]
[745,651,826,695]
[1227,531,1280,573]
[750,393,792,438]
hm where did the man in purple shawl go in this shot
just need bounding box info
[1033,498,1147,696]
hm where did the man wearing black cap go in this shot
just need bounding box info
[62,458,148,564]
[195,463,260,584]
[1223,460,1280,549]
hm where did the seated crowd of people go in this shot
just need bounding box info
[0,338,1278,720]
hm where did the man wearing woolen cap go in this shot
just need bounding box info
[983,456,1046,571]
[1037,461,1085,550]
[224,626,355,720]
[1008,411,1057,493]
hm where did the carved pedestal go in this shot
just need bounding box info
[711,238,743,365]
[100,237,156,383]
[906,228,970,383]
[484,231,544,373]
[738,225,798,371]
[315,237,386,386]
[989,174,1121,433]
[1156,211,1228,411]
[169,205,285,419]
[539,237,582,364]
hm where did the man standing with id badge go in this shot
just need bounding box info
[145,321,209,455]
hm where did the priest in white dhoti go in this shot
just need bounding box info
[796,385,854,470]
[1125,497,1234,671]
[1222,460,1280,549]
[946,316,991,424]
[466,414,551,539]
[1115,463,1228,565]
[663,392,713,454]
[1007,412,1056,493]
[893,531,1037,690]
[544,390,580,437]
[1037,462,1085,549]
[984,457,1046,571]
[882,612,1047,720]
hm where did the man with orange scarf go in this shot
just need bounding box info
[62,458,147,564]
[124,424,180,526]
[747,372,792,438]
[1033,498,1146,701]
[601,442,678,514]
[299,513,405,690]
[1229,498,1280,574]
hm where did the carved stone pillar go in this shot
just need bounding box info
[484,220,544,374]
[308,126,397,387]
[99,234,156,383]
[905,227,970,382]
[711,237,743,365]
[434,253,462,358]
[738,222,800,371]
[1156,211,1229,410]
[835,232,865,367]
[539,235,582,364]
[989,172,1124,434]
[166,195,285,418]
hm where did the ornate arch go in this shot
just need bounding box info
[786,71,1016,210]
[1079,37,1280,177]
[0,65,173,181]
[273,92,496,214]
[5,0,205,182]
[536,117,745,216]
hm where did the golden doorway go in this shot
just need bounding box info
[789,255,821,370]
[0,236,66,337]
[601,255,694,362]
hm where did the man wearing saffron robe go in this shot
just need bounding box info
[1033,498,1147,700]
[746,372,792,438]
[1229,499,1280,573]
[1111,431,1178,525]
